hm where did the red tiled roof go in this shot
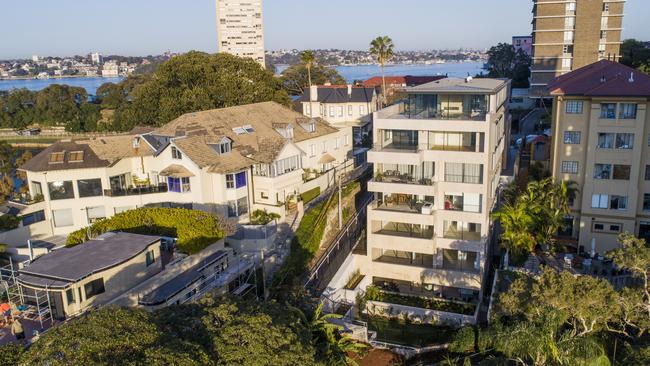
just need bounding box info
[548,60,650,97]
[363,75,446,87]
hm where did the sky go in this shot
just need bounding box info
[1,0,649,59]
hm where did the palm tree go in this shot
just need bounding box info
[492,198,536,256]
[369,36,395,106]
[300,50,316,117]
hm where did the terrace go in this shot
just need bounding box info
[373,163,434,186]
[373,193,434,215]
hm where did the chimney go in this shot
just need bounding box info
[309,85,318,102]
[347,84,352,97]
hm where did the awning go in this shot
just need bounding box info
[159,164,195,178]
[318,153,336,164]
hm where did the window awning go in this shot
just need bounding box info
[318,153,336,164]
[159,164,195,178]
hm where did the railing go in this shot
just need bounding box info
[443,229,481,241]
[104,184,168,197]
[373,173,433,186]
[444,174,482,184]
[10,194,44,205]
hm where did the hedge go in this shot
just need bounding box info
[66,208,235,254]
[300,187,320,204]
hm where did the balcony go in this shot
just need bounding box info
[104,184,168,197]
[440,249,481,274]
[373,249,434,268]
[443,194,482,213]
[373,194,434,215]
[374,163,434,186]
[374,222,434,240]
[399,94,488,121]
[443,223,481,242]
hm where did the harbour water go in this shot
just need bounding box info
[0,61,485,94]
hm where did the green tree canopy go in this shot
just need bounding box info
[485,43,531,88]
[112,52,291,131]
[620,39,650,74]
[281,63,347,96]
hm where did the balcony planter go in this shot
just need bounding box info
[366,300,476,327]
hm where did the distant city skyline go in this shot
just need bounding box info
[1,0,649,59]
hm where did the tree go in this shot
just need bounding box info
[492,199,536,256]
[620,39,650,74]
[485,43,531,88]
[608,233,650,337]
[112,52,291,131]
[369,36,395,106]
[281,63,346,96]
[301,50,316,116]
[34,84,88,125]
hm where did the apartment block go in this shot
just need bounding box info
[18,102,351,238]
[216,0,265,67]
[326,78,510,323]
[530,0,625,98]
[549,60,650,254]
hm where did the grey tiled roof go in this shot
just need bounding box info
[299,86,375,103]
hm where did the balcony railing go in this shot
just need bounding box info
[374,172,433,186]
[443,228,481,241]
[373,198,434,215]
[374,222,434,239]
[374,253,434,268]
[104,184,168,197]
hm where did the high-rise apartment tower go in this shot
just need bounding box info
[530,0,625,98]
[216,0,265,67]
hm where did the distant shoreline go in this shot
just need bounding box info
[0,75,118,81]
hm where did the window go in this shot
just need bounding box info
[84,278,105,299]
[168,177,190,193]
[646,165,650,181]
[145,250,155,267]
[52,208,73,227]
[359,105,366,115]
[563,45,574,54]
[594,164,611,179]
[564,131,581,144]
[610,224,621,233]
[171,146,182,160]
[562,58,572,70]
[597,133,614,148]
[48,152,65,164]
[21,210,45,226]
[329,106,335,117]
[600,103,617,119]
[235,172,246,188]
[30,181,42,197]
[613,165,631,180]
[615,133,634,149]
[304,103,311,116]
[561,161,579,174]
[348,105,353,116]
[338,106,344,117]
[227,197,249,217]
[593,222,622,233]
[335,137,340,150]
[48,181,74,200]
[310,144,316,157]
[86,206,106,223]
[565,101,583,114]
[226,174,234,189]
[591,194,609,209]
[620,103,637,119]
[68,151,84,162]
[322,141,327,153]
[603,3,610,11]
[77,179,103,198]
[444,163,483,184]
[65,288,75,305]
[270,155,301,177]
[218,141,231,154]
[344,135,349,146]
[610,195,628,210]
[644,194,650,211]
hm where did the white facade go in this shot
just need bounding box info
[216,0,265,67]
[326,78,510,322]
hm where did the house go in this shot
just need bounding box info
[548,60,650,253]
[19,102,353,237]
[14,232,163,319]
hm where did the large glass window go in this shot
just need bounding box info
[644,194,650,211]
[270,155,301,177]
[84,278,105,299]
[563,131,581,144]
[561,161,579,174]
[591,194,609,209]
[594,164,612,179]
[597,133,614,148]
[442,249,479,273]
[615,133,634,149]
[613,165,631,180]
[600,103,617,119]
[444,163,483,184]
[235,172,246,188]
[21,210,45,226]
[610,195,628,210]
[77,179,103,198]
[620,103,638,119]
[48,181,74,200]
[171,146,182,159]
[168,177,190,193]
[227,197,249,217]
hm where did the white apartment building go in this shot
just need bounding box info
[216,0,265,67]
[18,102,351,237]
[327,77,510,323]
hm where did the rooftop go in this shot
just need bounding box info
[299,86,375,103]
[406,77,508,94]
[548,60,650,97]
[363,75,446,88]
[17,232,161,289]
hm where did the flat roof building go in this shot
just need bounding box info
[530,0,626,98]
[216,0,265,67]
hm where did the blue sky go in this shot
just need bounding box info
[2,0,649,58]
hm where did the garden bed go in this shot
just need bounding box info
[371,290,476,316]
[367,317,456,347]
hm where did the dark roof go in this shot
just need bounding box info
[17,232,161,289]
[138,250,228,306]
[548,60,650,97]
[20,141,109,172]
[299,86,375,103]
[142,134,171,154]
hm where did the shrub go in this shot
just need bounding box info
[66,208,235,254]
[249,210,280,225]
[0,214,20,232]
[300,187,320,204]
